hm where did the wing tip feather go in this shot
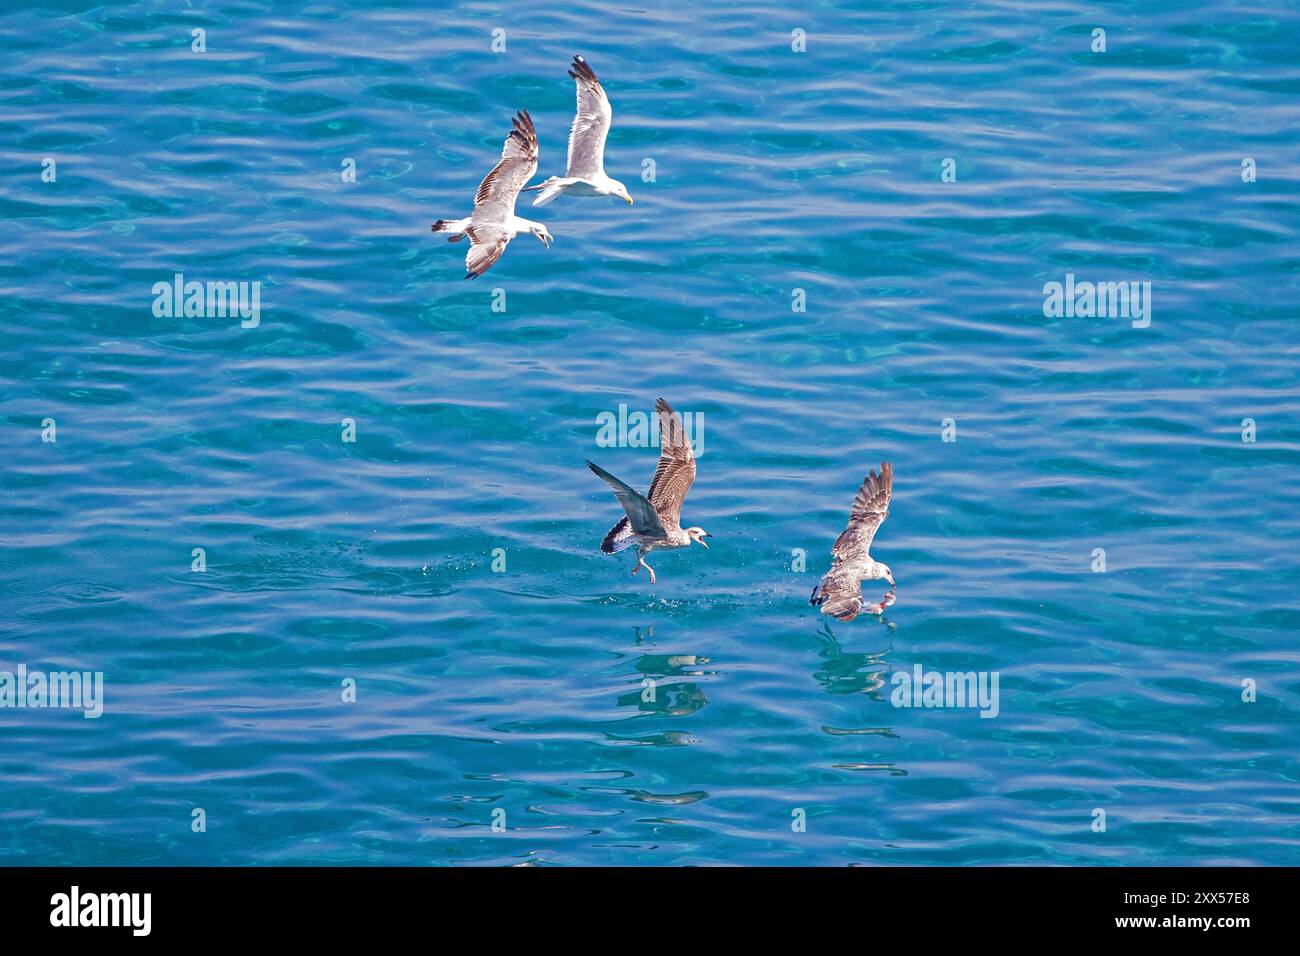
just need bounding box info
[569,54,599,84]
[861,461,893,499]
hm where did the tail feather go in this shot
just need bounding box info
[433,218,468,243]
[601,516,632,554]
[531,180,566,207]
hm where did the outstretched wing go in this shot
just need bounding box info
[587,460,666,537]
[810,463,893,621]
[645,397,696,526]
[473,110,538,223]
[829,463,892,563]
[463,225,509,279]
[564,55,612,179]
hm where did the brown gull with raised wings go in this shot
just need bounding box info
[810,463,897,621]
[586,398,711,584]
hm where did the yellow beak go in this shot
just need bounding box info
[625,196,634,205]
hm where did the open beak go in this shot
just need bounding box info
[698,533,711,550]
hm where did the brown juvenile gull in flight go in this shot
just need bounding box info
[523,55,634,208]
[431,110,553,278]
[586,398,711,584]
[810,463,897,621]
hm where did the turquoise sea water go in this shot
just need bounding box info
[2,1,1299,866]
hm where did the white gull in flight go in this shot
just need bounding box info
[431,110,553,278]
[524,55,634,208]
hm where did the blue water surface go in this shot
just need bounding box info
[1,0,1299,865]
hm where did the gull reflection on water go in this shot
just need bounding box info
[612,629,714,719]
[811,618,894,698]
[812,622,907,774]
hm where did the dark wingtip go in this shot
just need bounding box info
[569,54,597,83]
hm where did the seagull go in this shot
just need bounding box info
[810,464,897,621]
[431,110,553,278]
[523,55,634,208]
[586,398,711,584]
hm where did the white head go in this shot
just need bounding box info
[686,527,712,549]
[531,224,553,247]
[608,179,633,205]
[874,562,895,587]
